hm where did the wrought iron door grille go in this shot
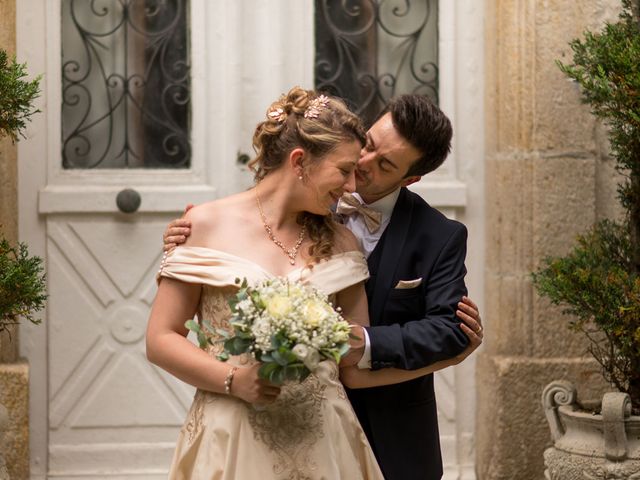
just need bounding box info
[61,0,191,169]
[315,0,438,126]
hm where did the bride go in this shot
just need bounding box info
[146,87,474,479]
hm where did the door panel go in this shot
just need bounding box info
[46,215,192,475]
[41,0,203,473]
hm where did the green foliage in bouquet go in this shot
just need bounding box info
[186,278,352,385]
[0,237,47,334]
[0,48,41,142]
[533,1,640,410]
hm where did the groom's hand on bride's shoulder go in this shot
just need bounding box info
[163,204,194,251]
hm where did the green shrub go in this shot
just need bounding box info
[533,1,640,411]
[0,237,46,334]
[0,47,45,337]
[533,221,640,406]
[0,49,41,142]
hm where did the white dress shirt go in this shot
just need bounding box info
[340,189,402,369]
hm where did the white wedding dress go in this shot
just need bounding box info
[158,246,384,480]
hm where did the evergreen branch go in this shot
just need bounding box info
[0,49,41,142]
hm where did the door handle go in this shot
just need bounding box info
[116,188,141,213]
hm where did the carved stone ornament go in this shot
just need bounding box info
[541,381,640,480]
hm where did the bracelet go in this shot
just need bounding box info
[224,366,238,395]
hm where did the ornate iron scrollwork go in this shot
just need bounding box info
[61,0,191,169]
[315,0,439,126]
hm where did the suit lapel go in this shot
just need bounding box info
[369,187,413,326]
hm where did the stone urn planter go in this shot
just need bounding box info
[542,381,640,479]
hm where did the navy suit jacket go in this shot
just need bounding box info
[347,187,469,480]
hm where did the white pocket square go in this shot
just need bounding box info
[394,278,423,289]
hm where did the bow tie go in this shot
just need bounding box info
[336,193,383,233]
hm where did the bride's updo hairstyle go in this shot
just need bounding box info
[250,86,366,263]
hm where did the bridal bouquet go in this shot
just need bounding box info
[186,278,352,384]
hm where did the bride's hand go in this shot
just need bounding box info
[229,364,281,405]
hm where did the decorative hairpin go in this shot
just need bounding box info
[304,95,330,119]
[267,107,286,123]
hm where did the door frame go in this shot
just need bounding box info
[430,2,485,478]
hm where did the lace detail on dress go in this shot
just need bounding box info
[247,374,328,480]
[329,364,348,400]
[199,285,234,334]
[181,287,235,444]
[182,389,217,444]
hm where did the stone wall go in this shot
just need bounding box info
[477,1,623,479]
[0,1,30,478]
[0,364,28,480]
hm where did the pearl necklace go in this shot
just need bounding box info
[255,189,306,265]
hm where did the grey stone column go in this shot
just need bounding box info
[476,1,622,478]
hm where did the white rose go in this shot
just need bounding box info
[303,347,320,371]
[303,299,333,328]
[265,295,292,318]
[293,343,321,371]
[292,344,309,361]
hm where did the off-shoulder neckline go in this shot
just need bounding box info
[167,246,365,278]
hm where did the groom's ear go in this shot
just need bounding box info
[400,175,421,188]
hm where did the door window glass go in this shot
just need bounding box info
[315,0,438,125]
[61,0,190,169]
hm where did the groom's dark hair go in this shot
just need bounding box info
[380,94,453,177]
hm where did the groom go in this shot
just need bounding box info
[337,94,477,480]
[163,94,482,480]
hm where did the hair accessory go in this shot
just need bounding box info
[304,95,330,119]
[267,107,286,123]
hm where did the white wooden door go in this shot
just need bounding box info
[18,1,314,478]
[31,1,213,476]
